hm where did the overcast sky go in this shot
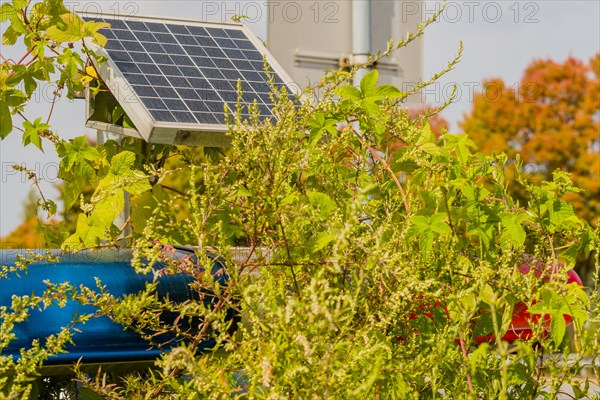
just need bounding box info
[1,0,599,237]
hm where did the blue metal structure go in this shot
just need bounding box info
[0,248,227,365]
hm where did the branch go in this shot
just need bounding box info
[46,88,60,124]
[352,130,411,213]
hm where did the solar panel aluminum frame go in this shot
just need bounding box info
[78,11,300,147]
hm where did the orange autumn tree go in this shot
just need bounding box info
[0,192,46,249]
[462,55,600,227]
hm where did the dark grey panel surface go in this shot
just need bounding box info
[86,16,293,125]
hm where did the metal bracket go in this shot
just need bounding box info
[294,49,402,76]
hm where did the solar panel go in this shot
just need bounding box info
[79,12,299,146]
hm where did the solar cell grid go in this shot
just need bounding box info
[122,41,145,53]
[85,14,296,138]
[125,20,149,31]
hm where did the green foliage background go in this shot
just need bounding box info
[0,1,598,398]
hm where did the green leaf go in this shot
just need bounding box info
[57,48,84,79]
[23,74,37,97]
[0,3,16,22]
[2,89,27,106]
[548,200,577,228]
[473,311,494,337]
[312,232,332,252]
[110,151,136,175]
[360,70,379,95]
[336,85,362,100]
[0,100,12,139]
[2,26,19,45]
[46,13,85,43]
[22,117,50,152]
[406,213,451,257]
[550,314,566,345]
[307,113,338,144]
[443,133,476,163]
[421,142,441,156]
[9,14,27,34]
[500,213,529,249]
[372,84,403,99]
[469,343,489,374]
[63,181,82,212]
[416,123,436,145]
[308,191,336,217]
[479,284,498,306]
[63,214,105,249]
[123,172,152,195]
[85,21,110,47]
[112,106,125,124]
[418,230,434,256]
[122,113,135,128]
[93,192,124,227]
[560,244,580,268]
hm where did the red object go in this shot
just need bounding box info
[476,267,583,343]
[401,265,582,344]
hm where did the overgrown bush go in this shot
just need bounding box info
[0,1,598,398]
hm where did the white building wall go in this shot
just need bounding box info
[267,0,423,105]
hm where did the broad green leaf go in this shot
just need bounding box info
[362,100,381,117]
[479,284,498,306]
[2,89,27,106]
[23,74,37,97]
[63,181,82,212]
[416,123,436,145]
[236,186,252,197]
[420,142,441,156]
[548,200,577,228]
[312,232,332,252]
[418,230,434,256]
[93,192,124,227]
[110,151,136,175]
[0,3,15,22]
[550,314,566,345]
[63,214,105,249]
[122,114,135,128]
[560,244,580,268]
[2,26,19,45]
[9,14,27,34]
[46,13,85,43]
[112,106,125,124]
[124,172,152,195]
[407,213,451,257]
[500,213,529,249]
[307,113,338,144]
[430,213,452,234]
[85,21,110,47]
[444,133,476,163]
[336,85,361,100]
[308,191,335,217]
[372,84,403,99]
[527,302,547,316]
[22,117,50,151]
[360,70,379,95]
[473,310,501,337]
[58,136,101,172]
[0,100,11,139]
[57,48,84,79]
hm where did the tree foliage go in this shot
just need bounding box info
[461,55,600,227]
[0,192,47,249]
[0,1,599,399]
